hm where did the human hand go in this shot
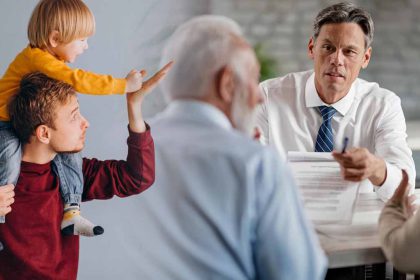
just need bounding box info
[126,61,173,105]
[332,147,387,185]
[405,194,418,218]
[390,170,417,218]
[125,69,144,93]
[126,61,173,133]
[138,61,173,94]
[0,184,15,216]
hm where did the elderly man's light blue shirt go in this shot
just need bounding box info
[82,100,327,279]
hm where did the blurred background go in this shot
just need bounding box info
[1,0,420,278]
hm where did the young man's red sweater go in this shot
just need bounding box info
[0,128,155,280]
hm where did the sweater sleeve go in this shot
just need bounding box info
[81,125,155,200]
[31,48,126,94]
[379,200,420,274]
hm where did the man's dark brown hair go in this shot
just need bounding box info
[313,2,374,49]
[8,72,76,143]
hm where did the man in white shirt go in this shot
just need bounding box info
[79,15,327,280]
[256,2,415,200]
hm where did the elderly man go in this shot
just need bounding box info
[256,2,415,201]
[81,15,327,280]
[0,66,170,279]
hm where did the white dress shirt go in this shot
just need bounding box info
[79,100,327,280]
[256,70,415,201]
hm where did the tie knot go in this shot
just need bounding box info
[318,106,336,121]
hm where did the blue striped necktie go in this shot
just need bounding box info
[315,106,337,152]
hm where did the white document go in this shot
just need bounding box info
[288,152,360,224]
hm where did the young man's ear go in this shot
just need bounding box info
[216,66,235,103]
[35,125,51,144]
[48,30,61,48]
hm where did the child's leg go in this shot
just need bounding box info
[0,122,21,223]
[0,121,21,252]
[52,153,103,237]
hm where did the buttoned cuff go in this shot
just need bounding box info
[374,162,402,202]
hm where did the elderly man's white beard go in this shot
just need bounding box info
[231,86,257,137]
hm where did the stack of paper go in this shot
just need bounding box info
[288,152,360,224]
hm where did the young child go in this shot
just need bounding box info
[0,0,146,239]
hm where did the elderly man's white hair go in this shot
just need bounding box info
[160,15,249,102]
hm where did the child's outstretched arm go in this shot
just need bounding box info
[30,48,167,95]
[30,50,126,95]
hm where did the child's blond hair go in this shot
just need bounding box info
[28,0,95,48]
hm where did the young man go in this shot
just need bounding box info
[0,66,169,279]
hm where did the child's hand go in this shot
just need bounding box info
[125,69,144,93]
[137,61,174,95]
[126,61,173,104]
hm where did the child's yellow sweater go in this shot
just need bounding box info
[0,46,126,121]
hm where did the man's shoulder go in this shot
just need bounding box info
[226,130,271,152]
[260,70,313,92]
[216,130,283,169]
[356,77,400,103]
[150,113,278,165]
[200,122,274,159]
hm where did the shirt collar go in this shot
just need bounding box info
[305,72,356,116]
[163,99,233,130]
